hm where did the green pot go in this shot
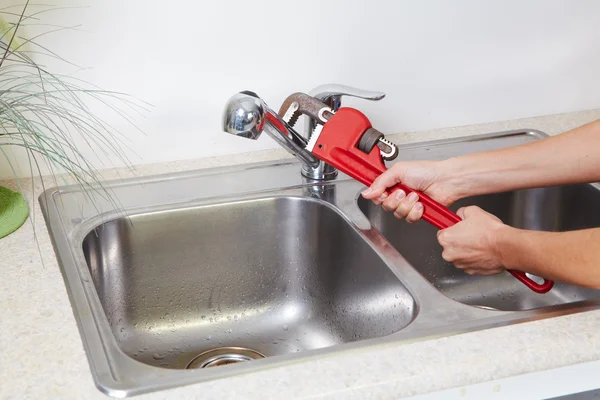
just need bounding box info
[0,186,29,239]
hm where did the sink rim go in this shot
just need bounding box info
[38,128,600,397]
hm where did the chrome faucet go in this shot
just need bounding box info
[222,90,320,172]
[222,85,385,181]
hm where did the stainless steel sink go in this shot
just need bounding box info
[82,196,416,370]
[40,130,600,397]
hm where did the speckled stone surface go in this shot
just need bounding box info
[2,109,600,400]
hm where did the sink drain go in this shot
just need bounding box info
[186,347,265,369]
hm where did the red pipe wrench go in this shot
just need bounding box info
[297,104,554,294]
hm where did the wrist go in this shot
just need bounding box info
[436,157,474,203]
[493,224,521,270]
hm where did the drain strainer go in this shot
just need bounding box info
[186,347,265,369]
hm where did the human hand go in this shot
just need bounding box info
[360,160,459,223]
[437,206,509,275]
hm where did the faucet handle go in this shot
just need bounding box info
[308,84,385,108]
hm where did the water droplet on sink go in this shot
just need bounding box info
[283,324,288,331]
[226,328,232,334]
[152,353,164,360]
[205,335,212,340]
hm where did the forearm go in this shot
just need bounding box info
[441,119,600,200]
[497,226,600,289]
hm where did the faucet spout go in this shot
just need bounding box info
[222,91,320,171]
[261,119,321,170]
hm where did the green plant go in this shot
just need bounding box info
[0,1,150,221]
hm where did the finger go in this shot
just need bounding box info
[457,206,474,219]
[362,166,403,198]
[458,205,487,219]
[441,249,454,263]
[459,265,488,274]
[361,186,384,199]
[460,266,504,276]
[406,202,424,223]
[462,268,494,276]
[452,260,475,270]
[372,192,388,205]
[437,229,450,246]
[381,189,406,211]
[477,268,504,276]
[394,191,420,220]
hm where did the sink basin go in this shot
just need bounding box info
[82,196,415,369]
[40,129,600,397]
[358,184,600,311]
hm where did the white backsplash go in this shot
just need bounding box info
[2,0,600,179]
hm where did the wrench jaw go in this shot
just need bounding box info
[305,124,324,153]
[278,92,336,161]
[278,93,334,130]
[356,128,399,161]
[378,137,399,161]
[278,92,399,162]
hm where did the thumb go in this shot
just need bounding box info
[362,166,404,198]
[457,205,484,219]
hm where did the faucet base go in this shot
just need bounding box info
[301,161,338,181]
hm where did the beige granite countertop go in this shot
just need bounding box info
[2,108,600,400]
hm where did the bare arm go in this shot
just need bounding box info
[443,119,600,200]
[437,206,600,289]
[445,120,600,287]
[497,225,600,289]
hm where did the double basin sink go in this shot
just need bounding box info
[40,130,600,397]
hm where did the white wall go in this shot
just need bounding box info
[2,0,600,179]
